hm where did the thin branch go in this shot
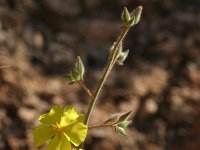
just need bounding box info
[84,26,130,125]
[78,80,94,100]
[88,123,115,130]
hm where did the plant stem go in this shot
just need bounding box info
[88,123,115,130]
[78,80,94,100]
[84,26,130,125]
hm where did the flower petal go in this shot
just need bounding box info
[46,134,71,150]
[65,123,88,146]
[34,125,54,147]
[60,134,71,150]
[76,114,84,122]
[46,135,61,150]
[39,105,62,125]
[60,106,83,126]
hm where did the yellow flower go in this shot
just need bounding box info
[34,105,88,150]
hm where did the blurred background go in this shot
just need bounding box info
[0,0,200,150]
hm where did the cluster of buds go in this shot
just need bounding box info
[121,6,143,27]
[66,56,85,84]
[104,111,132,136]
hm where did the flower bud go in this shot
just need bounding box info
[132,6,143,25]
[104,111,132,125]
[117,111,131,123]
[116,42,123,57]
[66,56,85,84]
[66,69,80,84]
[104,113,121,124]
[121,6,143,26]
[76,56,85,80]
[121,7,131,25]
[71,69,81,81]
[117,120,132,128]
[117,50,129,64]
[116,126,127,136]
[128,16,135,26]
[115,120,132,136]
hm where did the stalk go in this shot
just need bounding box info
[84,26,130,125]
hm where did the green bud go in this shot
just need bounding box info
[110,42,123,59]
[121,7,131,26]
[117,111,131,123]
[76,56,85,80]
[72,69,81,81]
[121,6,143,26]
[116,120,132,136]
[128,16,135,26]
[117,49,129,63]
[66,56,85,84]
[109,42,115,56]
[132,6,143,25]
[66,71,76,84]
[117,120,132,128]
[116,42,123,58]
[104,111,132,125]
[66,73,73,84]
[66,69,80,84]
[116,126,127,136]
[104,114,121,124]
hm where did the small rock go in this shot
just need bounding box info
[145,99,158,114]
[18,107,37,123]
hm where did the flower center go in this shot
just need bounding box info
[52,123,64,134]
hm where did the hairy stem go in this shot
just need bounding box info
[88,123,115,130]
[84,26,130,125]
[78,80,94,100]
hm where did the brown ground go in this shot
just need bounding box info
[0,0,200,150]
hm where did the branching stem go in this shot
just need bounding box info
[84,26,130,125]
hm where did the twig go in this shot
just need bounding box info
[88,123,115,130]
[84,26,130,125]
[78,80,94,100]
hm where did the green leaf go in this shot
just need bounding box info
[39,105,62,125]
[34,125,54,147]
